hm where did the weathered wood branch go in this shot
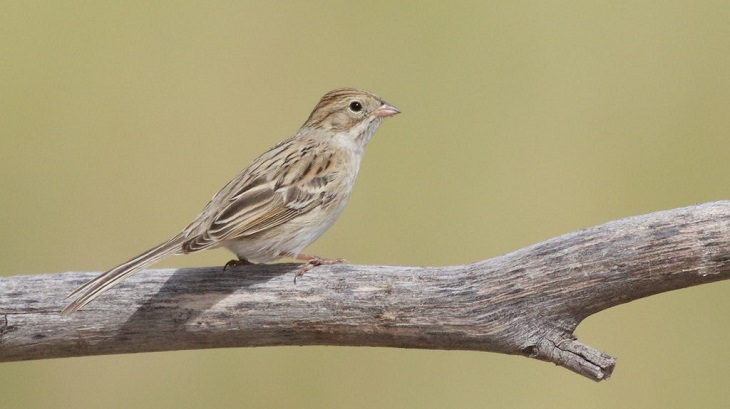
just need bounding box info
[2,201,730,381]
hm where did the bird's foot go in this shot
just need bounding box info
[223,257,253,271]
[291,254,346,283]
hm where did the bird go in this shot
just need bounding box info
[61,88,399,314]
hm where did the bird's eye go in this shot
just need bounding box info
[349,101,363,112]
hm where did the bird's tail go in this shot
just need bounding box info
[61,234,186,315]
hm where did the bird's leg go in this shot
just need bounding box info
[223,257,253,271]
[290,253,346,282]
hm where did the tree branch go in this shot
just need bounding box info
[3,201,730,381]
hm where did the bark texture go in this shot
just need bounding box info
[2,201,730,381]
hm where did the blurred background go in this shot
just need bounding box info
[2,1,730,408]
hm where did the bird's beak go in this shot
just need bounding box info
[374,102,400,118]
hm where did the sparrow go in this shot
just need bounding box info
[61,88,399,314]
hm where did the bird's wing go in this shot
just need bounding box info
[182,145,336,252]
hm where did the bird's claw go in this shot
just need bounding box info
[223,258,253,271]
[293,256,346,283]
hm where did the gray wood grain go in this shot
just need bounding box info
[2,201,730,381]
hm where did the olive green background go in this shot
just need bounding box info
[2,1,730,408]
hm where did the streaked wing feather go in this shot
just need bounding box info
[212,185,322,238]
[183,146,334,251]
